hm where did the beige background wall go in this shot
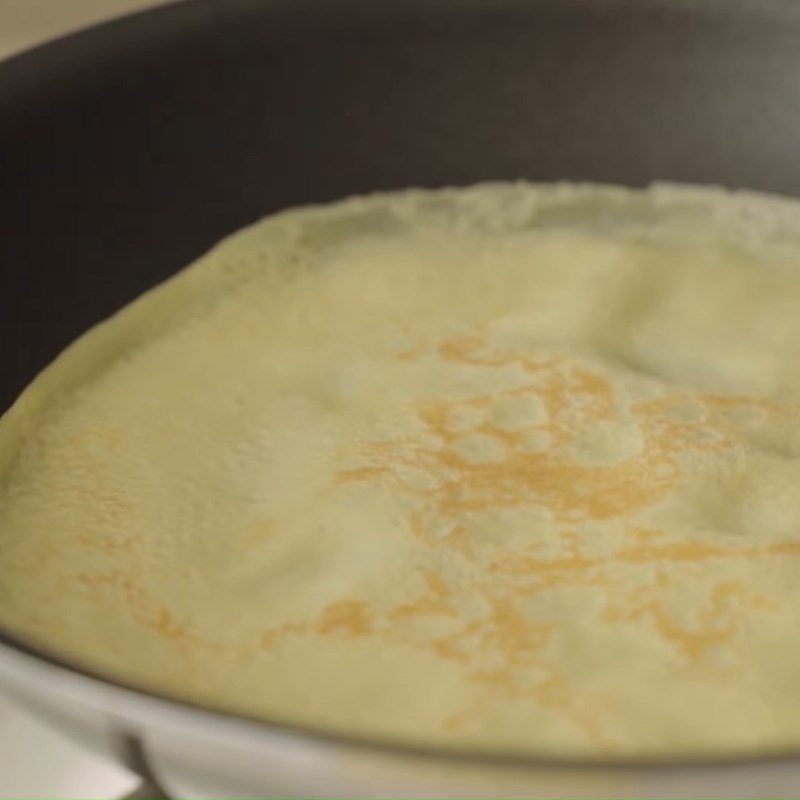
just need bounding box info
[0,0,166,60]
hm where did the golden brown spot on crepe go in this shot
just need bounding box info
[340,334,760,533]
[604,581,773,665]
[491,551,601,578]
[481,598,553,663]
[492,539,800,598]
[455,659,610,747]
[616,539,800,565]
[151,606,193,643]
[333,332,800,682]
[259,622,308,648]
[602,575,778,670]
[643,602,734,663]
[397,338,429,362]
[66,569,206,650]
[317,601,373,636]
[438,335,483,364]
[259,601,376,650]
[389,570,456,621]
[375,566,612,745]
[388,339,786,530]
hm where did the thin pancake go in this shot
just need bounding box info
[3,183,800,756]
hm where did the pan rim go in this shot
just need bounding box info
[3,626,800,773]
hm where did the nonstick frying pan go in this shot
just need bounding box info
[2,0,800,796]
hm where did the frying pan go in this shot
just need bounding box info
[2,0,800,796]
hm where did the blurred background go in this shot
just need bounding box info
[0,0,164,60]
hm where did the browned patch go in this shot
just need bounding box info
[324,330,800,743]
[317,601,373,636]
[389,570,456,621]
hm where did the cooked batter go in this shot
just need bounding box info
[2,183,800,757]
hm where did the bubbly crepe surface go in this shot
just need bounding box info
[4,183,800,757]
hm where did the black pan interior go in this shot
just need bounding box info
[2,0,800,413]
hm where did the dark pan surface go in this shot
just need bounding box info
[2,0,800,412]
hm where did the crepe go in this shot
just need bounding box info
[3,182,800,757]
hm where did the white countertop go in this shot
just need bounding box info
[0,693,136,799]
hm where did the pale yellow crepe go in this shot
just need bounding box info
[4,183,800,758]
